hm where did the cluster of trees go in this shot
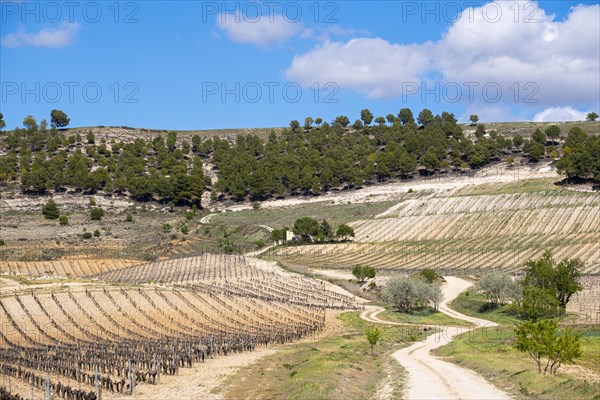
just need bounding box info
[518,251,583,320]
[269,217,355,243]
[2,109,597,207]
[41,198,105,224]
[478,252,583,319]
[212,108,525,200]
[556,127,600,183]
[383,274,442,313]
[1,118,208,207]
[476,252,584,376]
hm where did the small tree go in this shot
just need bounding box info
[352,119,363,130]
[586,112,598,121]
[514,319,582,375]
[50,109,70,128]
[546,327,582,375]
[86,131,95,144]
[252,201,261,210]
[521,286,560,321]
[181,224,189,235]
[90,207,104,221]
[23,115,38,131]
[42,199,60,220]
[293,217,319,241]
[398,108,414,125]
[93,229,101,237]
[0,112,5,130]
[383,275,440,313]
[544,125,561,141]
[270,228,287,244]
[419,268,438,284]
[475,124,486,138]
[352,264,376,283]
[334,115,350,127]
[469,115,479,125]
[521,251,583,312]
[125,212,133,222]
[477,272,520,308]
[304,117,314,130]
[318,219,334,242]
[336,224,355,241]
[527,140,545,162]
[532,128,546,145]
[360,109,374,126]
[513,134,525,147]
[59,215,69,225]
[365,326,382,356]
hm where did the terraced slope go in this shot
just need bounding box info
[275,189,600,274]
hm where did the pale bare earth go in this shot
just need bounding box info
[381,277,511,400]
[205,162,559,212]
[121,347,278,400]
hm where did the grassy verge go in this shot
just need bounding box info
[378,309,474,327]
[450,290,521,326]
[211,200,397,229]
[434,327,600,399]
[221,311,427,400]
[455,177,563,196]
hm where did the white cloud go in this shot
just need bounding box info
[217,12,303,47]
[532,107,589,122]
[435,2,600,106]
[285,2,599,108]
[286,38,431,99]
[1,22,80,48]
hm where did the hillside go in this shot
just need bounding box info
[1,114,598,262]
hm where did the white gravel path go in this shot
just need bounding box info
[375,276,511,400]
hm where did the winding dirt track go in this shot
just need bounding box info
[364,276,511,400]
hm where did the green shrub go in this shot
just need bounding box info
[90,207,104,220]
[419,268,439,284]
[180,224,189,235]
[125,212,133,222]
[42,199,60,220]
[93,229,101,237]
[59,215,69,225]
[352,264,376,283]
[82,232,93,239]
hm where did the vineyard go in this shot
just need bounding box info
[0,253,361,399]
[0,258,140,278]
[274,190,600,274]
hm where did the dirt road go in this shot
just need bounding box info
[371,277,511,400]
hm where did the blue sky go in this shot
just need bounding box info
[1,0,599,130]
